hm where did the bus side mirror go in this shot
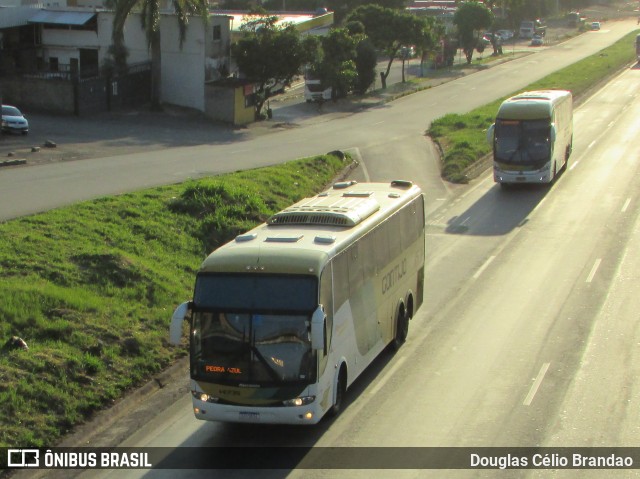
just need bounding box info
[550,124,557,143]
[311,305,326,352]
[170,301,191,345]
[486,124,495,145]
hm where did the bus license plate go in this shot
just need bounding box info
[239,411,260,421]
[515,176,526,182]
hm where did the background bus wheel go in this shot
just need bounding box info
[329,368,346,417]
[392,307,408,351]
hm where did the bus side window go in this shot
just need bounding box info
[319,265,333,350]
[387,213,403,260]
[373,222,390,273]
[348,243,364,294]
[360,232,376,279]
[333,252,349,311]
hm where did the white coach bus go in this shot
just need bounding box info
[487,90,573,186]
[170,180,425,425]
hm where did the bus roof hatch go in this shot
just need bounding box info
[267,196,380,227]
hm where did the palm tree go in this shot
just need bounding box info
[108,0,209,110]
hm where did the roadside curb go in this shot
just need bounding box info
[0,158,26,167]
[58,356,190,448]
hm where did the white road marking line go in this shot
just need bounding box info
[586,258,602,283]
[473,255,496,280]
[622,198,631,213]
[359,157,371,182]
[523,362,550,406]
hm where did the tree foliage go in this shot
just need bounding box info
[355,39,377,95]
[232,16,309,118]
[453,1,494,64]
[346,5,438,88]
[304,25,377,99]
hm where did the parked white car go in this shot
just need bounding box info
[1,105,29,135]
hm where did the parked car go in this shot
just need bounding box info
[590,21,601,31]
[530,34,544,46]
[1,105,29,135]
[496,29,514,41]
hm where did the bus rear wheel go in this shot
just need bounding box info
[392,306,408,351]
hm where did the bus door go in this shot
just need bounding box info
[636,34,640,61]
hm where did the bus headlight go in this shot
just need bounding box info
[192,391,219,403]
[282,396,315,407]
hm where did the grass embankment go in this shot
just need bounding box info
[0,153,348,448]
[430,30,640,183]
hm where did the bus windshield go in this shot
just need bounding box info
[191,311,315,386]
[190,274,317,386]
[194,273,317,312]
[495,119,551,168]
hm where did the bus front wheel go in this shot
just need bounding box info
[329,367,346,417]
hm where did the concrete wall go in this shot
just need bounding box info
[2,74,74,113]
[204,80,253,126]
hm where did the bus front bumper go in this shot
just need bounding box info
[191,397,324,425]
[494,166,552,184]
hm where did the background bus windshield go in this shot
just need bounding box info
[495,119,551,168]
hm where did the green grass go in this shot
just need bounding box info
[429,30,640,183]
[0,152,347,448]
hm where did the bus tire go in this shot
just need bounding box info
[392,304,408,351]
[329,367,346,417]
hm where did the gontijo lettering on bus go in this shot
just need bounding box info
[382,258,407,294]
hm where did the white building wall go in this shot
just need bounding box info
[31,9,231,111]
[97,12,150,65]
[39,12,150,70]
[160,14,205,111]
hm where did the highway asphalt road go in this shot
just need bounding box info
[59,50,640,479]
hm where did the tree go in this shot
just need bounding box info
[317,28,362,99]
[304,23,376,99]
[355,38,377,95]
[232,16,309,118]
[108,0,209,110]
[453,1,494,64]
[347,5,436,89]
[417,16,444,75]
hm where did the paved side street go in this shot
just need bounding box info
[0,15,605,168]
[0,55,520,168]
